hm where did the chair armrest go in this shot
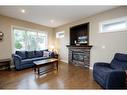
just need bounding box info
[94,62,110,67]
[106,70,126,89]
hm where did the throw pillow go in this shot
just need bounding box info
[43,51,50,57]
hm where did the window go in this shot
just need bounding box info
[37,32,47,50]
[56,31,64,38]
[14,29,26,51]
[100,17,127,33]
[13,27,47,51]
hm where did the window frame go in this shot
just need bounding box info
[99,16,127,33]
[11,26,48,53]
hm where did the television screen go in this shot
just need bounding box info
[78,36,87,44]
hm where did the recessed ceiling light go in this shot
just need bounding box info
[50,19,55,23]
[21,9,26,13]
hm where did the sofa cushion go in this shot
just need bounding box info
[35,51,43,57]
[16,51,26,59]
[111,53,127,70]
[21,57,49,65]
[21,63,34,69]
[26,51,35,58]
[32,57,49,61]
[21,59,33,65]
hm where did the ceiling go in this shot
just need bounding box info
[0,6,118,28]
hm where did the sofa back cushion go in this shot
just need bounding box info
[35,51,43,57]
[111,53,127,70]
[26,51,35,58]
[16,51,27,59]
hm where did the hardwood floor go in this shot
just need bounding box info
[0,61,101,89]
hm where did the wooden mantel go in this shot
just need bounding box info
[66,45,92,49]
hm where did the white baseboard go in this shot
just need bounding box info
[10,65,15,69]
[60,59,68,63]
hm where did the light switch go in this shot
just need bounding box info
[102,45,106,49]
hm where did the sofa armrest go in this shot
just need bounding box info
[106,70,126,89]
[13,54,22,60]
[12,54,22,70]
[94,62,110,67]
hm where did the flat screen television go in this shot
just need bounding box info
[78,36,87,44]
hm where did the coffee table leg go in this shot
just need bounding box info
[56,61,58,71]
[34,67,36,73]
[34,65,36,73]
[8,61,11,70]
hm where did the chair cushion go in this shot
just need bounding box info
[111,53,127,70]
[26,51,35,58]
[15,51,26,59]
[111,59,127,70]
[114,53,127,62]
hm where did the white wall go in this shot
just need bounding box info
[0,15,54,60]
[57,29,69,63]
[54,6,127,68]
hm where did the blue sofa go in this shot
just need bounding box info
[93,53,127,89]
[12,50,55,70]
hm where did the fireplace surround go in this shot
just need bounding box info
[67,45,92,68]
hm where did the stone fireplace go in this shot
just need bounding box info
[67,45,92,68]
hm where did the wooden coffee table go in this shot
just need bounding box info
[33,58,58,75]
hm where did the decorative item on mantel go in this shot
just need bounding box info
[74,40,80,46]
[0,31,4,41]
[74,36,88,46]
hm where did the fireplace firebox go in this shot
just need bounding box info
[73,52,84,62]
